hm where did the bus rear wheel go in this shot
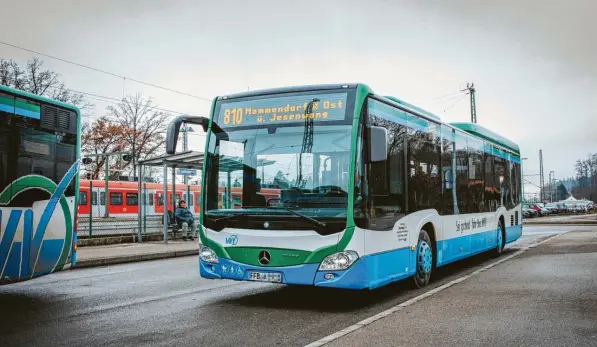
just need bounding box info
[492,219,505,257]
[413,229,433,288]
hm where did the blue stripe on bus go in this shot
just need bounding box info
[33,239,64,277]
[0,104,15,114]
[2,242,22,280]
[0,210,22,275]
[31,161,78,272]
[15,108,40,119]
[200,258,320,286]
[20,209,33,277]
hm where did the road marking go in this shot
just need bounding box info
[303,231,569,347]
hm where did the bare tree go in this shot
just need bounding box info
[81,116,128,178]
[0,57,90,110]
[106,93,169,174]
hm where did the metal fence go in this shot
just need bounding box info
[77,179,171,239]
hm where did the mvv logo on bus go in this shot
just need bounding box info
[0,160,79,281]
[225,234,238,245]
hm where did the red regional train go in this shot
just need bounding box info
[77,179,281,218]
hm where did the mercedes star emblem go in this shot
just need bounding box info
[263,221,270,229]
[258,250,271,265]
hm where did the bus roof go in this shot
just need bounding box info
[217,84,359,101]
[382,96,442,122]
[450,122,520,155]
[213,83,519,155]
[0,84,81,115]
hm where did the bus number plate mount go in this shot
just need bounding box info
[249,271,282,283]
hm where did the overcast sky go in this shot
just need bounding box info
[1,0,595,194]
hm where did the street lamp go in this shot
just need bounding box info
[549,170,555,202]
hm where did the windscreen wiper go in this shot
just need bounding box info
[210,212,253,223]
[267,206,327,228]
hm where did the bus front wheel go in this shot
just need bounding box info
[413,229,433,288]
[492,219,505,257]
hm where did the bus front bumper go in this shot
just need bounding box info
[199,257,369,290]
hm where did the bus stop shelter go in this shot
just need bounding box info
[137,151,204,244]
[136,151,275,243]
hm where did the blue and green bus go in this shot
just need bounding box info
[166,83,522,289]
[0,84,80,285]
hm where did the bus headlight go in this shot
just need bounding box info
[199,246,219,263]
[318,251,359,271]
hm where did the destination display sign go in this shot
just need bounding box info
[216,93,348,128]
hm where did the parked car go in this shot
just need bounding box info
[557,203,569,214]
[545,203,561,214]
[523,208,537,218]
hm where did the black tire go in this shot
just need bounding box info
[413,229,434,289]
[492,219,505,257]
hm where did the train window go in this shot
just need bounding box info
[100,192,106,205]
[157,193,163,206]
[110,192,123,205]
[149,193,154,206]
[92,192,98,205]
[78,191,88,206]
[126,193,138,206]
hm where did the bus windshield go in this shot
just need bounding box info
[203,90,354,231]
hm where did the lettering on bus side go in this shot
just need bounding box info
[455,217,487,232]
[396,223,408,242]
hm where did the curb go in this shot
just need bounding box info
[74,249,199,269]
[524,221,597,225]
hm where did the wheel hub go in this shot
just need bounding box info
[417,241,432,274]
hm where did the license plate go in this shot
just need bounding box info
[249,271,282,283]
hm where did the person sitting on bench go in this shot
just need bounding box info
[175,200,197,241]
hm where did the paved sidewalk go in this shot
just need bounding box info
[317,228,597,347]
[524,213,597,225]
[75,240,199,268]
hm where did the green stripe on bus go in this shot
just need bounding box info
[0,95,14,107]
[225,247,312,267]
[15,100,40,113]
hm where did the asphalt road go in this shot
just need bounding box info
[0,226,591,347]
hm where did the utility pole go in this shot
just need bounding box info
[462,82,477,123]
[539,149,545,202]
[548,171,553,202]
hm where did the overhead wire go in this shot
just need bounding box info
[0,40,212,102]
[42,84,197,116]
[443,92,468,113]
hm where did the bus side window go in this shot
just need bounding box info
[78,191,88,206]
[360,98,407,231]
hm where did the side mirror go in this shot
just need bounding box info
[367,126,388,162]
[166,116,210,154]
